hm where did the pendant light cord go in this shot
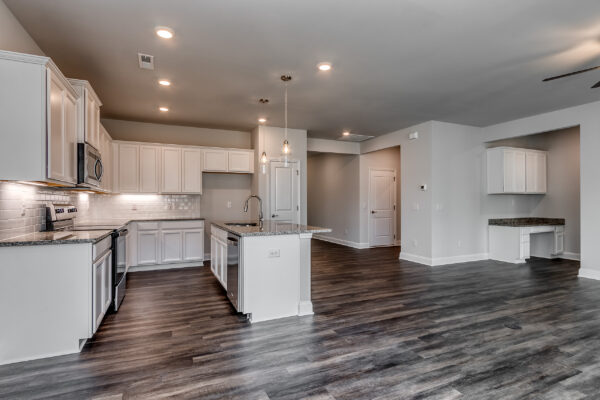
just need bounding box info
[284,82,288,140]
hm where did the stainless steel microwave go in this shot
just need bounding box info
[77,143,103,188]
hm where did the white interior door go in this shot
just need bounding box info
[270,161,300,223]
[369,169,396,247]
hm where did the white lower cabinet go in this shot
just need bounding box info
[210,226,228,289]
[92,247,112,334]
[130,220,204,269]
[161,230,183,263]
[138,230,159,265]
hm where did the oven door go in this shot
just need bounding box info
[78,143,103,187]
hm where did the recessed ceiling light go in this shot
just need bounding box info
[258,117,267,123]
[155,27,174,39]
[159,106,169,112]
[158,79,171,86]
[318,62,332,71]
[342,131,350,136]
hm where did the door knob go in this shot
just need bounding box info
[371,210,376,214]
[272,214,278,218]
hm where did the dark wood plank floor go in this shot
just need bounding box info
[1,240,599,399]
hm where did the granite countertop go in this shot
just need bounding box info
[0,217,205,247]
[212,220,331,237]
[489,218,565,227]
[0,230,113,247]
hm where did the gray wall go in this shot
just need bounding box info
[307,153,361,244]
[101,119,251,149]
[0,0,44,55]
[486,126,580,254]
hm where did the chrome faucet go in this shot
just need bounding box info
[243,195,263,223]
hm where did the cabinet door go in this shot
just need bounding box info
[85,93,99,148]
[210,236,218,275]
[555,231,564,255]
[526,151,547,193]
[228,150,253,173]
[140,145,160,193]
[118,144,139,193]
[503,149,526,193]
[162,148,182,193]
[138,231,159,265]
[218,238,227,289]
[203,149,228,172]
[63,90,78,184]
[161,230,183,263]
[183,229,204,261]
[182,148,202,193]
[93,256,104,333]
[103,251,113,313]
[48,72,65,182]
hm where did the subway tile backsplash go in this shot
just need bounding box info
[0,182,201,241]
[0,182,70,241]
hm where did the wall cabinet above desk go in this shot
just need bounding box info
[487,147,547,194]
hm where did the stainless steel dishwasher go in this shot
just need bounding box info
[226,234,241,312]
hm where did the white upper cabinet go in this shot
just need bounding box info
[229,150,255,173]
[204,149,254,173]
[118,143,140,193]
[162,147,182,193]
[203,149,228,172]
[67,79,102,150]
[487,147,547,194]
[182,148,202,194]
[0,51,80,185]
[525,151,547,193]
[139,145,160,193]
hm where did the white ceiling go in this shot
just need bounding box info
[6,0,600,139]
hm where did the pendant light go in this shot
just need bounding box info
[281,75,292,166]
[258,98,269,174]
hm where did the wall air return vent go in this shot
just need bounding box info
[337,133,374,142]
[138,53,154,70]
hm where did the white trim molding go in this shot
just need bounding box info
[561,252,580,261]
[400,252,490,266]
[313,234,369,249]
[129,261,204,272]
[578,268,600,281]
[298,301,314,316]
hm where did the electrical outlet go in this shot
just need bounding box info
[268,249,280,258]
[227,201,232,209]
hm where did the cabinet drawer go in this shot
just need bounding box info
[93,236,112,261]
[211,226,228,241]
[161,220,204,230]
[137,222,160,231]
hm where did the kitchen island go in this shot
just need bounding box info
[210,221,331,323]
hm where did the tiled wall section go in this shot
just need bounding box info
[74,193,201,224]
[0,182,202,240]
[0,182,70,241]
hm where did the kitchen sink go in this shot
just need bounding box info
[225,222,259,227]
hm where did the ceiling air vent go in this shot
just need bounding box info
[138,53,154,70]
[337,133,374,142]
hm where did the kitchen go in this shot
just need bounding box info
[2,1,600,398]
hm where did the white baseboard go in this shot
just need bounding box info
[431,253,489,266]
[313,234,369,249]
[298,301,314,316]
[578,268,600,280]
[561,252,580,261]
[400,252,490,266]
[129,261,204,272]
[399,252,433,266]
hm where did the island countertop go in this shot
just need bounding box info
[488,217,565,227]
[212,220,331,237]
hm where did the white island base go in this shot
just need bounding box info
[211,222,330,323]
